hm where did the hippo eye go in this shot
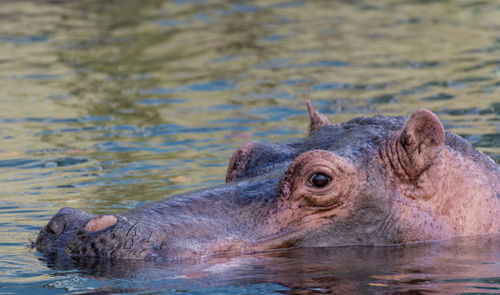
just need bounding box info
[310,173,331,188]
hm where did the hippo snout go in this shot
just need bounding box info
[36,208,155,260]
[35,207,91,253]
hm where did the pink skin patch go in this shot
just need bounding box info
[85,215,117,232]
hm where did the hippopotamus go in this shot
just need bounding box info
[35,101,500,262]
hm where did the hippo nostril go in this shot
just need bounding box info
[85,215,117,232]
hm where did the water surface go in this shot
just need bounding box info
[0,0,499,294]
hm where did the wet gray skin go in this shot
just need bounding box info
[35,103,500,262]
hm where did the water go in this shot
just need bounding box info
[0,0,499,294]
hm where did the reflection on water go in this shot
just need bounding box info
[0,0,499,294]
[24,235,500,294]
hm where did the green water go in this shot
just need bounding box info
[0,0,499,294]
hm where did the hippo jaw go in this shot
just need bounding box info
[35,103,500,262]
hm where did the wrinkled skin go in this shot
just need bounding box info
[35,102,500,262]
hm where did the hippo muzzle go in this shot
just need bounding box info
[36,174,293,261]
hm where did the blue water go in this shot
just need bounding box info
[0,0,499,294]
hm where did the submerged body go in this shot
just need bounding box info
[35,102,500,261]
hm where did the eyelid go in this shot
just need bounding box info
[304,165,334,179]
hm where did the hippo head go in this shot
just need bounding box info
[35,102,500,262]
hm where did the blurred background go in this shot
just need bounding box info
[0,0,499,294]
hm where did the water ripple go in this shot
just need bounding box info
[2,158,87,169]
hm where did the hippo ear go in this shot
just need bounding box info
[397,109,445,179]
[306,100,331,133]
